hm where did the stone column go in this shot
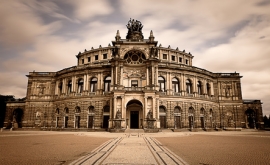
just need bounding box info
[111,67,114,86]
[55,81,58,95]
[121,96,125,118]
[146,67,149,86]
[73,76,77,92]
[62,79,66,94]
[144,97,148,118]
[113,97,117,119]
[85,75,89,91]
[151,66,154,85]
[83,75,86,91]
[211,82,214,96]
[156,67,158,86]
[100,72,104,93]
[115,67,118,86]
[120,66,123,85]
[166,72,169,94]
[193,77,196,96]
[181,74,185,95]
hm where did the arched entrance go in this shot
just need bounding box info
[126,100,143,129]
[174,106,181,129]
[103,105,110,128]
[200,108,205,129]
[246,109,256,129]
[12,108,23,128]
[159,106,166,128]
[188,107,194,129]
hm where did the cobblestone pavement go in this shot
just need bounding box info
[156,131,270,165]
[0,131,110,165]
[70,133,187,165]
[1,130,270,165]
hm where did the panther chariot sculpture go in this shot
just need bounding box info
[126,18,144,41]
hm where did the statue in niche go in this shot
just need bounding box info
[150,47,158,57]
[38,85,45,95]
[116,109,121,119]
[225,85,231,97]
[112,47,120,57]
[147,110,153,119]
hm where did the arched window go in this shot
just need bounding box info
[103,105,110,112]
[90,78,97,92]
[188,107,194,114]
[209,109,213,116]
[124,50,146,64]
[64,107,69,114]
[104,77,111,92]
[207,83,211,96]
[55,108,60,114]
[75,106,81,113]
[58,82,63,94]
[186,79,192,94]
[88,106,95,113]
[67,80,72,94]
[158,76,165,92]
[200,108,205,115]
[197,81,202,95]
[174,106,181,113]
[77,79,83,93]
[172,78,180,93]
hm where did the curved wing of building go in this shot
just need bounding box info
[3,19,264,131]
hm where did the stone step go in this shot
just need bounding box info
[125,129,144,133]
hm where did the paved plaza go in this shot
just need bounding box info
[0,130,270,165]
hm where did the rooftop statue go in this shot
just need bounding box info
[126,18,144,40]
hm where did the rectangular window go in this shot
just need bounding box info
[171,55,175,61]
[131,80,138,87]
[179,57,182,63]
[88,57,90,62]
[81,59,84,64]
[186,59,188,65]
[103,53,107,59]
[95,55,98,60]
[163,54,167,59]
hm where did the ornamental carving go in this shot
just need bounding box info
[123,68,146,79]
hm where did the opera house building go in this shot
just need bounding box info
[3,19,264,131]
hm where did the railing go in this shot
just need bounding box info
[124,87,144,91]
[173,92,181,96]
[89,92,96,96]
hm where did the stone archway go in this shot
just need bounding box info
[12,108,23,128]
[126,99,143,129]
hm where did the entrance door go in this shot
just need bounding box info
[130,111,139,129]
[189,116,193,128]
[56,117,59,128]
[103,116,109,128]
[160,116,166,128]
[75,116,80,128]
[200,117,204,128]
[64,116,68,128]
[175,116,181,129]
[88,116,93,128]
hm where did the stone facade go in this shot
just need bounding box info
[3,20,264,130]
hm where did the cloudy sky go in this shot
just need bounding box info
[0,0,269,116]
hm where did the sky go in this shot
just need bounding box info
[0,0,269,116]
